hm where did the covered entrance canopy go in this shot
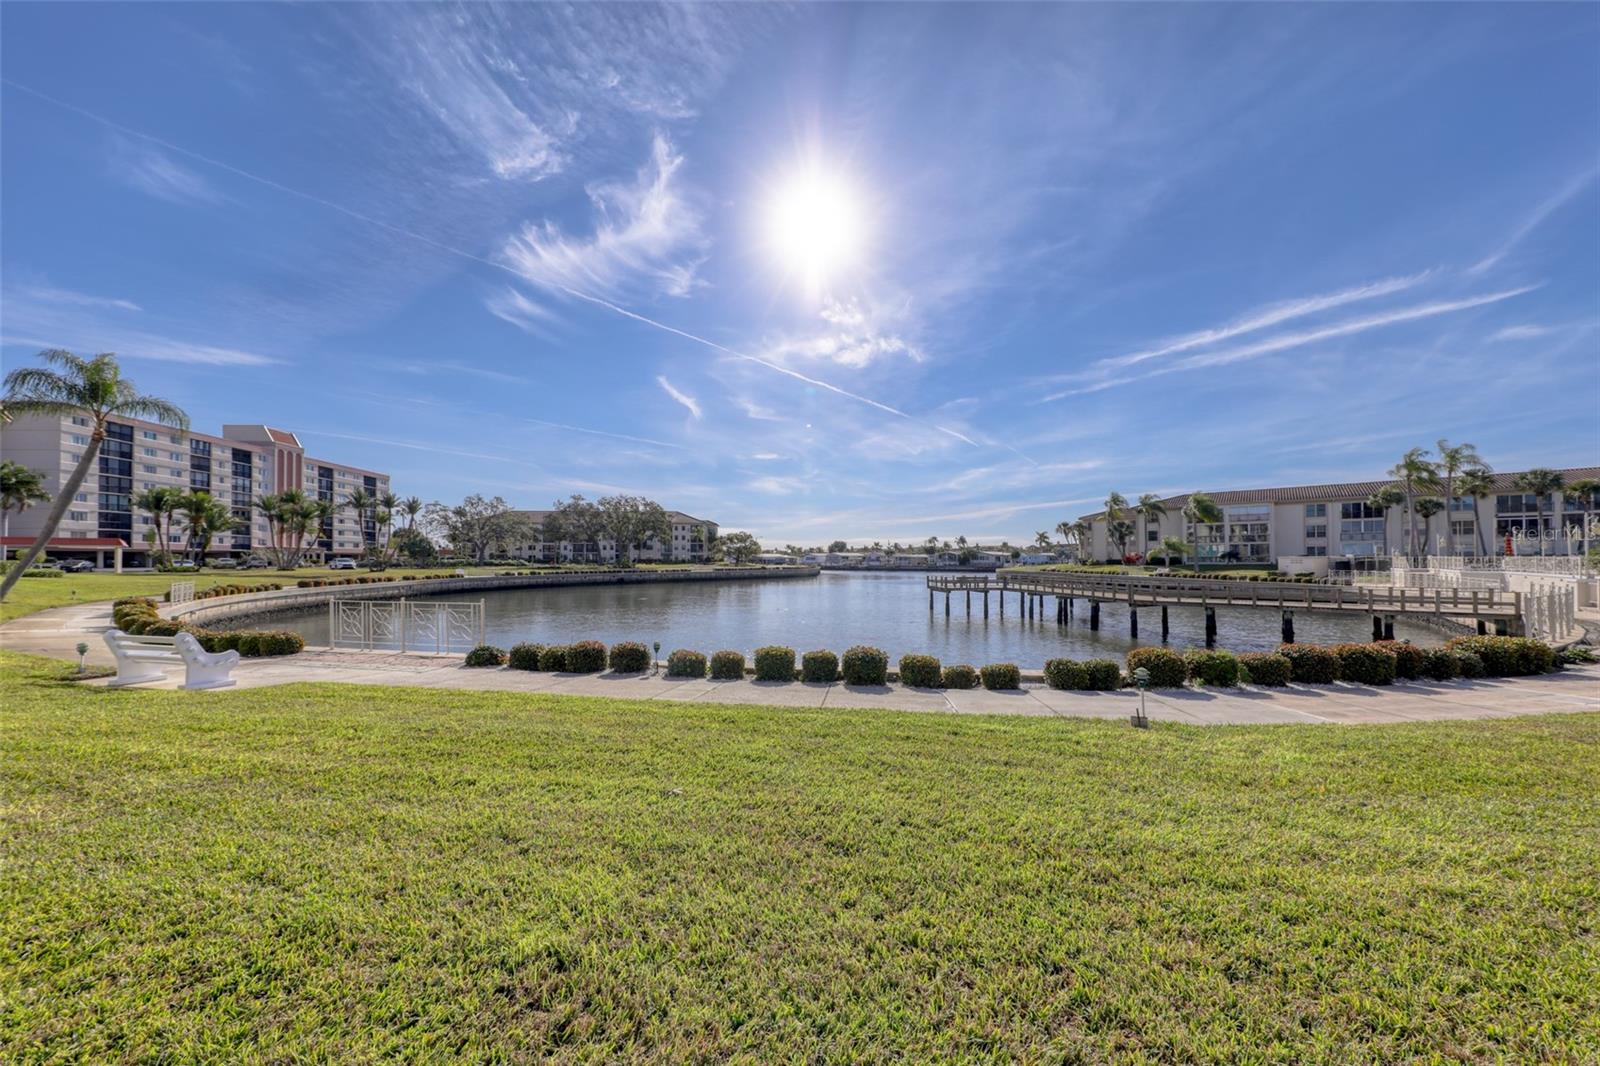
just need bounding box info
[1,536,128,572]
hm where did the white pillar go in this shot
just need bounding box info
[114,546,123,574]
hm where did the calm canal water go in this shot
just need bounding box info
[275,572,1441,665]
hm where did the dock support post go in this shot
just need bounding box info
[1476,618,1486,635]
[945,592,951,617]
[966,590,971,616]
[1281,609,1294,645]
[1204,606,1217,647]
[929,588,934,613]
[1161,605,1169,642]
[983,592,989,619]
[1130,607,1138,639]
[1089,600,1100,631]
[1382,615,1395,641]
[1372,615,1383,641]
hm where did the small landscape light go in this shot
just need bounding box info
[1131,666,1150,729]
[653,641,662,674]
[76,641,89,675]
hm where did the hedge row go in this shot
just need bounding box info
[110,597,304,657]
[1043,658,1122,691]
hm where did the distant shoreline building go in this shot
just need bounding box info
[1077,466,1600,566]
[507,510,718,564]
[1,413,389,566]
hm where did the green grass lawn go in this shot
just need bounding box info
[2,651,1596,1062]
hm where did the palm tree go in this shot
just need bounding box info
[1563,478,1599,558]
[254,489,331,570]
[1064,519,1092,561]
[1387,447,1439,559]
[131,485,183,568]
[1456,466,1496,557]
[1135,493,1167,561]
[343,488,375,559]
[1414,498,1445,558]
[1514,469,1564,556]
[1182,492,1223,574]
[0,461,50,540]
[399,495,423,530]
[182,493,238,561]
[0,350,187,599]
[1107,519,1135,561]
[1159,536,1189,567]
[1034,531,1052,550]
[1367,487,1405,557]
[1434,440,1488,557]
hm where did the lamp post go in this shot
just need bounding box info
[652,641,662,675]
[1132,666,1150,728]
[76,641,89,675]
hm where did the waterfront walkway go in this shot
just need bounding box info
[5,601,1597,726]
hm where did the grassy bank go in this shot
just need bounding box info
[2,650,1595,1061]
[0,563,765,624]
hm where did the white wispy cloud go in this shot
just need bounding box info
[1085,272,1431,374]
[764,297,924,369]
[1,286,279,366]
[746,476,791,494]
[1489,324,1558,341]
[1043,286,1536,400]
[13,284,142,313]
[500,134,706,304]
[113,138,225,205]
[483,287,559,336]
[398,359,532,385]
[656,375,702,419]
[1469,166,1600,275]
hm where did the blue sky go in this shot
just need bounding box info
[3,2,1597,545]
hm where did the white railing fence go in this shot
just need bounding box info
[1522,583,1578,643]
[1407,554,1595,576]
[169,580,195,604]
[329,598,486,653]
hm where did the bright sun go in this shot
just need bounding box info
[764,168,866,295]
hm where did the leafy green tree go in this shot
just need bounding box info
[0,460,50,540]
[0,350,187,599]
[423,495,528,564]
[1159,536,1190,566]
[712,530,762,564]
[596,495,672,565]
[1414,498,1445,558]
[1434,440,1488,556]
[1107,519,1135,561]
[1456,466,1496,557]
[1513,468,1565,557]
[827,540,847,553]
[1181,492,1223,573]
[1135,493,1167,559]
[131,485,183,567]
[1388,447,1440,558]
[543,495,607,563]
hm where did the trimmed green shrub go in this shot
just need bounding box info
[800,650,838,683]
[940,664,979,690]
[566,640,606,673]
[980,663,1021,690]
[1082,660,1122,690]
[1126,647,1187,688]
[710,650,746,680]
[1278,643,1340,684]
[1444,636,1555,676]
[1389,642,1426,680]
[897,654,942,689]
[256,632,304,656]
[1043,658,1088,690]
[464,644,505,667]
[1184,649,1240,687]
[1453,650,1486,679]
[1421,648,1461,681]
[142,619,186,637]
[508,642,545,670]
[607,641,651,673]
[1238,652,1291,687]
[234,632,264,657]
[1332,643,1397,686]
[667,649,707,678]
[538,645,570,671]
[840,645,888,686]
[753,646,797,682]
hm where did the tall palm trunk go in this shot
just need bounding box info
[1443,475,1455,557]
[1537,498,1547,557]
[1475,504,1489,558]
[0,437,102,599]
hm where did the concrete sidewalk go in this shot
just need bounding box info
[7,600,1598,725]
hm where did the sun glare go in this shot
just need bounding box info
[764,167,866,295]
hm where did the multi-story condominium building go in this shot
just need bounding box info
[1077,466,1600,567]
[1,414,390,567]
[507,510,718,564]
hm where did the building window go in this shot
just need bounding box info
[71,416,90,427]
[1340,501,1386,520]
[74,492,89,502]
[69,510,90,521]
[143,447,158,457]
[1304,546,1327,557]
[1451,520,1475,537]
[1496,494,1539,514]
[142,430,158,440]
[1449,497,1476,512]
[1305,524,1327,540]
[70,434,89,446]
[1304,503,1326,518]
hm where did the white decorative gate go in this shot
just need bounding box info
[328,598,486,653]
[169,581,195,604]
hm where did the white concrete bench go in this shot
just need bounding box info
[103,629,238,690]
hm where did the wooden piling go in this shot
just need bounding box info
[1089,600,1100,631]
[1204,606,1217,647]
[1161,605,1169,641]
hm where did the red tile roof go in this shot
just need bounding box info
[265,427,301,446]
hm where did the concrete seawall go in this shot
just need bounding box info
[163,566,820,630]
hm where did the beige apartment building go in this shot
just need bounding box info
[1,413,390,566]
[1077,466,1600,568]
[508,510,718,564]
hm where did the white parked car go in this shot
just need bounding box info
[328,557,357,570]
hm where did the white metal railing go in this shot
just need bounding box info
[169,580,195,604]
[1522,582,1578,642]
[1412,555,1596,576]
[328,598,486,653]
